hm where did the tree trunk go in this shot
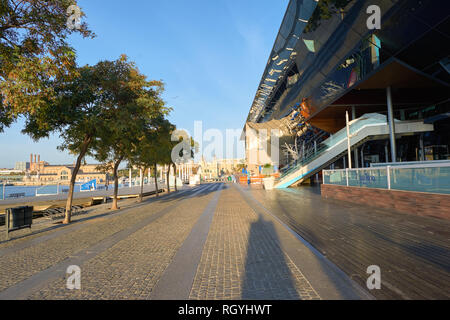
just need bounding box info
[139,167,145,202]
[111,157,123,210]
[154,164,159,197]
[172,163,177,191]
[166,165,170,194]
[64,135,92,224]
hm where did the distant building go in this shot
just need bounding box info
[15,162,30,171]
[24,154,111,184]
[29,154,48,172]
[243,119,292,175]
[198,157,245,179]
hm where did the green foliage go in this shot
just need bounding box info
[262,165,274,177]
[22,55,168,154]
[130,116,175,170]
[0,0,94,131]
[236,163,246,173]
[20,55,168,222]
[91,57,170,174]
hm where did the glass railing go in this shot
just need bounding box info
[36,185,60,196]
[323,163,450,195]
[0,183,4,200]
[0,181,153,201]
[279,113,388,180]
[390,166,450,194]
[324,113,388,148]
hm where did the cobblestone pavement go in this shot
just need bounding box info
[0,183,366,300]
[30,187,218,300]
[0,191,186,292]
[189,186,320,300]
[0,186,207,298]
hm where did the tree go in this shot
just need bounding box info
[93,80,168,209]
[0,0,94,131]
[170,131,199,189]
[236,162,246,173]
[130,116,174,202]
[23,56,163,224]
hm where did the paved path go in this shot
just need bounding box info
[189,186,321,300]
[0,183,446,300]
[246,186,450,300]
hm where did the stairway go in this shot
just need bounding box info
[275,114,434,189]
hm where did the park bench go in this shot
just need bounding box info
[42,205,86,221]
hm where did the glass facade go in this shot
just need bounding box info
[248,0,319,122]
[247,0,449,123]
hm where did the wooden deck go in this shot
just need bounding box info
[246,186,450,300]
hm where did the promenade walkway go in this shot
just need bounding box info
[0,183,447,300]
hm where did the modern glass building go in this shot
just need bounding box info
[243,0,450,189]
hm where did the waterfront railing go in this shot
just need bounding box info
[0,178,161,201]
[323,162,450,195]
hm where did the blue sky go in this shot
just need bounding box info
[0,0,288,168]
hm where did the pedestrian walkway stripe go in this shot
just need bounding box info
[150,184,224,300]
[0,185,219,300]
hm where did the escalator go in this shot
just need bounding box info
[275,113,434,189]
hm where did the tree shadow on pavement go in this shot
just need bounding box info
[155,183,225,203]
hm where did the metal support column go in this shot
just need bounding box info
[386,87,397,163]
[361,144,365,168]
[346,111,352,169]
[352,106,359,168]
[420,133,425,161]
[385,143,389,163]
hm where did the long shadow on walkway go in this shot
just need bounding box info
[241,214,302,300]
